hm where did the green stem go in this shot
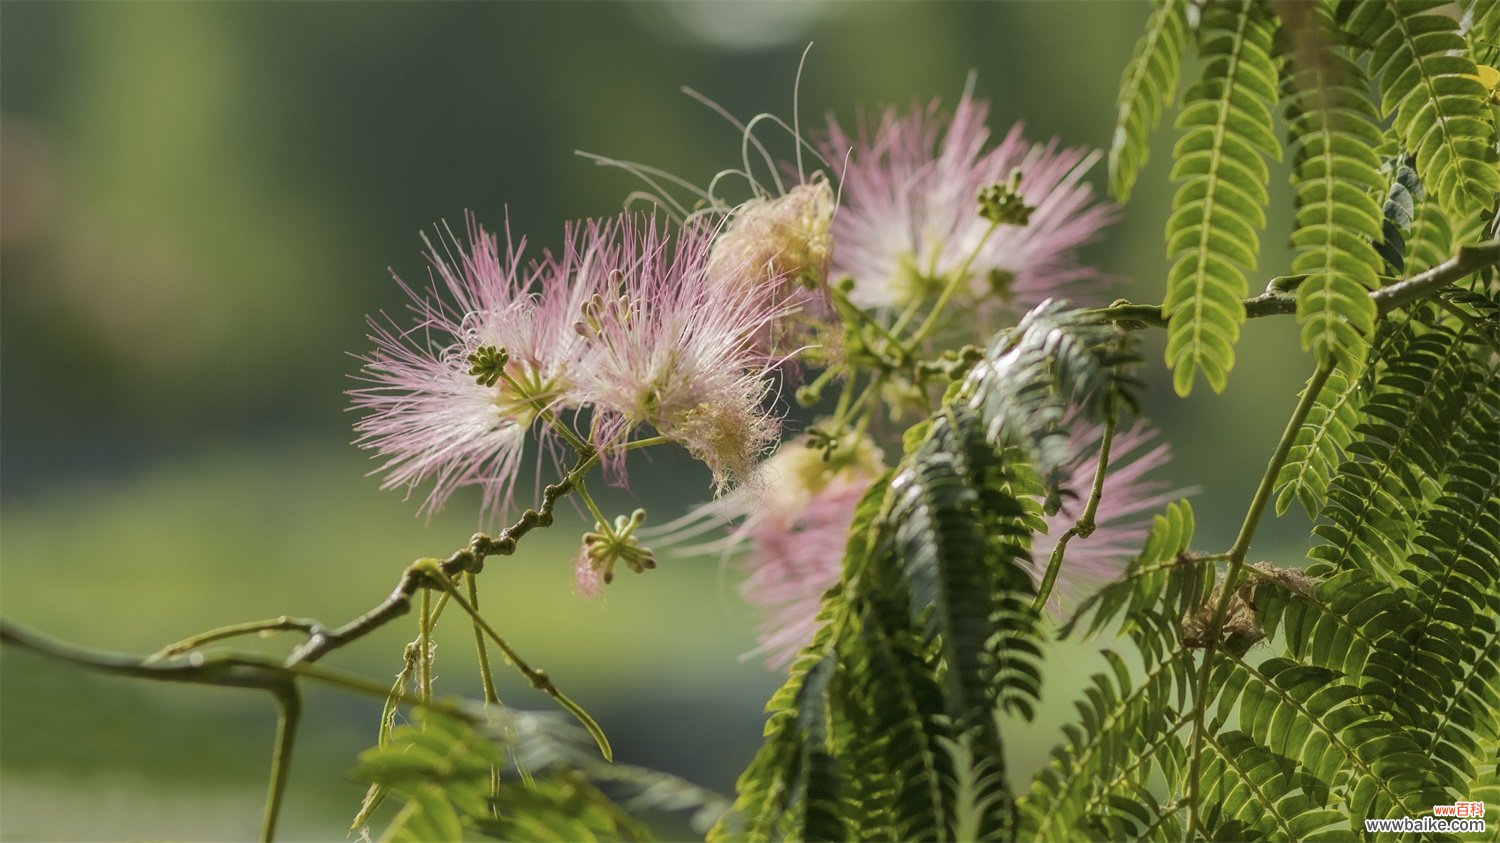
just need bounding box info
[828,284,909,362]
[1226,359,1333,566]
[1090,238,1500,331]
[622,436,668,452]
[575,477,610,529]
[467,576,502,709]
[497,369,594,456]
[417,562,613,763]
[831,369,858,424]
[1031,413,1116,613]
[418,588,433,702]
[1183,357,1335,840]
[260,684,302,843]
[905,220,1000,348]
[465,574,506,810]
[148,617,320,663]
[800,363,843,403]
[889,294,926,336]
[843,374,884,427]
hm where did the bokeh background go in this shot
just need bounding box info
[2,2,1314,840]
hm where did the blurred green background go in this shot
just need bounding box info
[2,2,1317,840]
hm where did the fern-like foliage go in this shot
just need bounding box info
[715,305,1138,842]
[1283,5,1385,373]
[1163,0,1281,396]
[1029,305,1498,837]
[1310,310,1495,582]
[1108,0,1188,201]
[1273,364,1366,517]
[1022,502,1204,840]
[351,707,726,842]
[1342,0,1500,216]
[713,411,1045,842]
[1365,408,1500,777]
[718,5,1500,840]
[963,299,1139,480]
[351,709,513,843]
[1466,0,1500,64]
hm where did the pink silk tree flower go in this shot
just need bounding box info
[706,177,839,360]
[654,435,886,668]
[691,422,1173,669]
[573,214,788,491]
[821,86,1116,320]
[351,214,593,523]
[706,175,837,296]
[1029,419,1179,610]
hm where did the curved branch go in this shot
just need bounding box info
[1090,239,1500,329]
[284,466,581,666]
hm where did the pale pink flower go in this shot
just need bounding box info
[573,214,788,491]
[693,422,1173,669]
[574,546,603,600]
[351,215,591,522]
[706,176,836,295]
[1029,419,1179,609]
[655,436,885,668]
[821,87,1115,318]
[738,465,877,668]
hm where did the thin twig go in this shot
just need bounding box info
[284,464,583,666]
[467,574,508,808]
[1182,358,1335,839]
[261,684,302,843]
[417,560,613,763]
[418,588,433,702]
[1031,412,1116,613]
[147,616,321,663]
[1089,239,1500,330]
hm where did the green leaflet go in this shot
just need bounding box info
[1343,0,1500,216]
[1218,655,1448,825]
[350,710,505,843]
[350,707,724,843]
[1418,610,1500,790]
[1108,0,1188,201]
[1365,422,1500,766]
[1284,6,1385,372]
[1194,730,1351,841]
[1163,0,1280,396]
[1310,313,1494,582]
[1274,364,1367,517]
[1019,649,1194,841]
[1465,0,1500,62]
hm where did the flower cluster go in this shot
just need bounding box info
[822,87,1115,324]
[353,213,790,523]
[354,78,1179,643]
